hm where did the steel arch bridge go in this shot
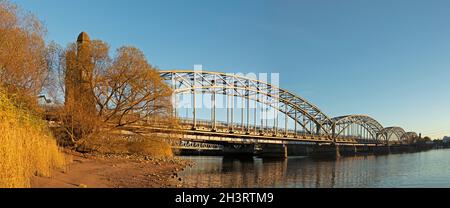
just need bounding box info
[328,115,386,143]
[402,132,419,144]
[155,70,417,146]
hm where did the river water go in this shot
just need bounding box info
[178,148,450,188]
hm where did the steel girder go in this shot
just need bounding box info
[159,70,334,136]
[158,70,414,144]
[381,127,407,143]
[329,115,385,143]
[401,132,418,144]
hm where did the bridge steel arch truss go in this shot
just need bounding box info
[330,115,386,144]
[381,127,407,144]
[160,70,333,137]
[401,132,419,144]
[158,70,415,145]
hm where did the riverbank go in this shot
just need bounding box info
[31,150,194,188]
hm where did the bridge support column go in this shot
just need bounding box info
[335,145,341,157]
[338,145,358,156]
[258,144,287,158]
[372,145,391,155]
[192,89,197,130]
[311,144,341,158]
[294,112,297,138]
[287,144,314,156]
[223,144,255,156]
[211,84,216,131]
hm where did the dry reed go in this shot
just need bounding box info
[0,90,66,188]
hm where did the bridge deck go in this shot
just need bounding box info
[124,124,382,146]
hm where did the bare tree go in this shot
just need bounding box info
[0,0,49,111]
[94,46,173,127]
[47,36,175,142]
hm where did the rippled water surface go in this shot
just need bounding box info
[178,149,450,188]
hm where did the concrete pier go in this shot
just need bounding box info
[258,144,288,158]
[174,141,433,158]
[310,144,341,158]
[339,145,359,156]
[223,144,255,156]
[287,144,315,156]
[373,145,391,155]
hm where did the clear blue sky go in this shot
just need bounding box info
[14,0,450,139]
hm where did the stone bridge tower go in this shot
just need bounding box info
[64,32,95,113]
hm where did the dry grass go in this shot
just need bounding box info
[0,91,66,188]
[77,131,174,158]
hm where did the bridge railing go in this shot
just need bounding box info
[177,118,325,136]
[136,118,381,144]
[169,140,223,150]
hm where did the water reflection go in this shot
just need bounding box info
[179,149,450,188]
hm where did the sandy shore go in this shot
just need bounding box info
[31,151,192,188]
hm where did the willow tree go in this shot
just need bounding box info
[94,46,174,127]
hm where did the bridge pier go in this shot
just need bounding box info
[258,144,288,158]
[339,145,358,156]
[223,144,255,156]
[310,144,341,158]
[336,145,341,157]
[372,145,390,155]
[287,144,314,156]
[357,145,369,154]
